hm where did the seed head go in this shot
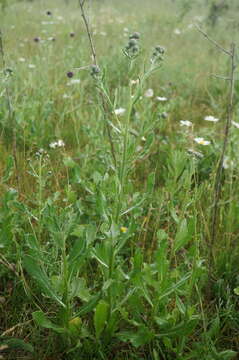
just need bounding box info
[70,32,75,38]
[46,10,52,16]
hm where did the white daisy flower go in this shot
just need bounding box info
[49,139,65,149]
[223,156,234,169]
[180,120,192,127]
[130,79,139,85]
[144,88,154,98]
[156,96,168,102]
[67,79,80,85]
[232,121,239,129]
[204,115,219,122]
[174,28,181,35]
[114,108,126,116]
[194,137,211,146]
[57,139,65,147]
[49,142,57,149]
[19,57,26,62]
[62,94,71,99]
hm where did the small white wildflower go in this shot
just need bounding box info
[187,148,204,158]
[187,23,194,29]
[194,137,211,146]
[49,142,57,149]
[49,139,65,149]
[57,16,64,21]
[223,156,234,169]
[180,120,192,127]
[123,27,129,32]
[141,136,146,142]
[114,108,126,116]
[174,28,181,35]
[204,115,219,122]
[130,79,139,85]
[62,94,71,99]
[19,57,26,62]
[41,21,55,25]
[144,88,154,98]
[194,15,204,22]
[136,145,143,152]
[28,64,36,69]
[57,139,65,147]
[156,96,168,102]
[67,79,80,85]
[232,121,239,129]
[100,31,107,36]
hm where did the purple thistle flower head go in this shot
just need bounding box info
[34,37,40,43]
[67,71,74,78]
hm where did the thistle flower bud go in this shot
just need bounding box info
[67,71,74,78]
[129,32,140,40]
[151,45,165,64]
[132,45,139,53]
[155,45,165,54]
[91,64,100,75]
[90,64,101,78]
[128,38,137,47]
[124,32,140,59]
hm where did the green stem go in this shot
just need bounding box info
[115,88,133,224]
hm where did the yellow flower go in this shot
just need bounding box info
[120,226,128,233]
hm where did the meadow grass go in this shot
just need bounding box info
[0,0,239,359]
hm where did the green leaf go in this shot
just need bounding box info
[217,350,237,360]
[174,219,191,253]
[118,326,154,347]
[70,278,90,302]
[0,337,34,353]
[75,292,102,317]
[94,300,109,339]
[147,171,156,193]
[32,311,65,334]
[24,256,65,308]
[158,272,191,302]
[233,287,239,295]
[155,317,198,337]
[2,155,14,183]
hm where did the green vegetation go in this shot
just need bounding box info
[0,0,239,359]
